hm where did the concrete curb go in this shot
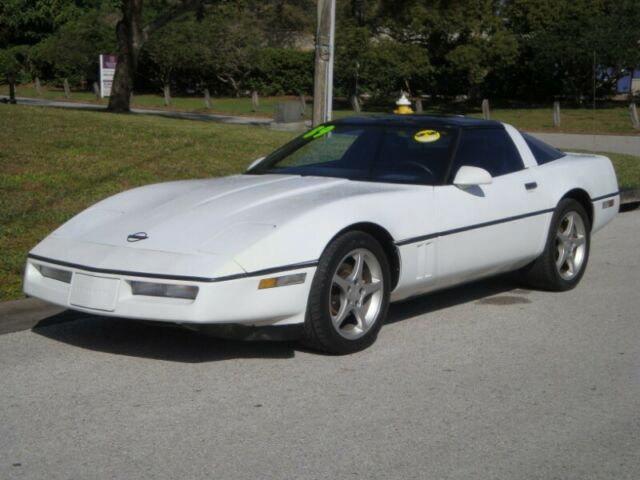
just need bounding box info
[621,188,640,205]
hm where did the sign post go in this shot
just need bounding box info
[99,54,117,98]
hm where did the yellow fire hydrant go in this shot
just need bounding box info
[393,92,414,115]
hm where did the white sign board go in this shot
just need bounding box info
[99,54,117,98]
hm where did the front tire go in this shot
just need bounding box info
[520,198,591,291]
[303,231,391,354]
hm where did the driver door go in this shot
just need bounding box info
[434,127,547,288]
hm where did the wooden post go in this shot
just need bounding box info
[631,103,640,130]
[312,0,336,126]
[8,82,17,103]
[481,99,490,120]
[63,78,70,99]
[92,82,100,100]
[251,90,259,112]
[163,84,171,106]
[350,94,361,113]
[415,98,423,114]
[553,101,561,127]
[35,77,41,95]
[204,88,212,110]
[299,94,306,115]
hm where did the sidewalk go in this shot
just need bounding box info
[1,96,273,126]
[529,132,640,156]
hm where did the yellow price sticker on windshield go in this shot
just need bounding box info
[414,130,441,143]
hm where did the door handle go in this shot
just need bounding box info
[525,182,538,191]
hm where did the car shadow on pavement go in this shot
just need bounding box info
[32,313,298,363]
[31,275,526,362]
[385,274,526,325]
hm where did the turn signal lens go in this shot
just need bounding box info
[37,264,72,283]
[258,273,306,289]
[130,281,199,300]
[602,199,615,209]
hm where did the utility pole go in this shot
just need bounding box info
[312,0,336,127]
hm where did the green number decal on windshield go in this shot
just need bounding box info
[303,125,335,139]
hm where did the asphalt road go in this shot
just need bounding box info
[1,210,639,480]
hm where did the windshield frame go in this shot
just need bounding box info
[246,122,461,186]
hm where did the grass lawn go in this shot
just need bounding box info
[0,104,638,302]
[3,83,640,135]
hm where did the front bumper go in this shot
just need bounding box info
[24,257,316,327]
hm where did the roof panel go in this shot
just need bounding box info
[333,114,502,128]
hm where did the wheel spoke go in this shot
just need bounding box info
[566,256,576,276]
[352,304,367,331]
[332,301,351,329]
[556,244,568,270]
[563,214,575,236]
[348,253,364,282]
[361,280,382,298]
[332,273,350,292]
[557,232,571,246]
[574,235,585,246]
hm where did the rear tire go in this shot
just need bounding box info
[520,198,591,291]
[302,231,391,354]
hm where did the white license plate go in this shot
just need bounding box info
[69,273,120,311]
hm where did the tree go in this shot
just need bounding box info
[31,9,116,86]
[142,16,208,97]
[0,46,27,103]
[200,4,264,97]
[107,0,204,113]
[503,0,640,102]
[375,0,518,98]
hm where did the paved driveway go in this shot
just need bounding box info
[1,210,639,480]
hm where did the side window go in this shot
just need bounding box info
[450,128,524,179]
[521,132,565,165]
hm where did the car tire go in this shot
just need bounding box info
[520,198,591,291]
[302,231,391,355]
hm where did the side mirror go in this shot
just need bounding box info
[246,156,265,172]
[453,166,492,187]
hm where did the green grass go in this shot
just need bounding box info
[3,83,639,134]
[0,104,638,302]
[465,107,639,136]
[0,105,296,301]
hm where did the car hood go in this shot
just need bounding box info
[47,174,385,256]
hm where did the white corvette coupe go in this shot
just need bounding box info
[24,116,619,354]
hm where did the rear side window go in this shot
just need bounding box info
[450,127,524,179]
[521,132,565,164]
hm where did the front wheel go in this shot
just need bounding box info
[520,198,591,291]
[303,231,391,354]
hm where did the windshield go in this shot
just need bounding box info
[249,124,458,185]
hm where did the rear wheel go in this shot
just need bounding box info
[520,198,591,291]
[303,231,390,354]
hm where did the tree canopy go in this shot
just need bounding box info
[1,0,638,105]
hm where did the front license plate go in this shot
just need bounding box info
[69,273,120,311]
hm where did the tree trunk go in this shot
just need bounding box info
[108,0,145,113]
